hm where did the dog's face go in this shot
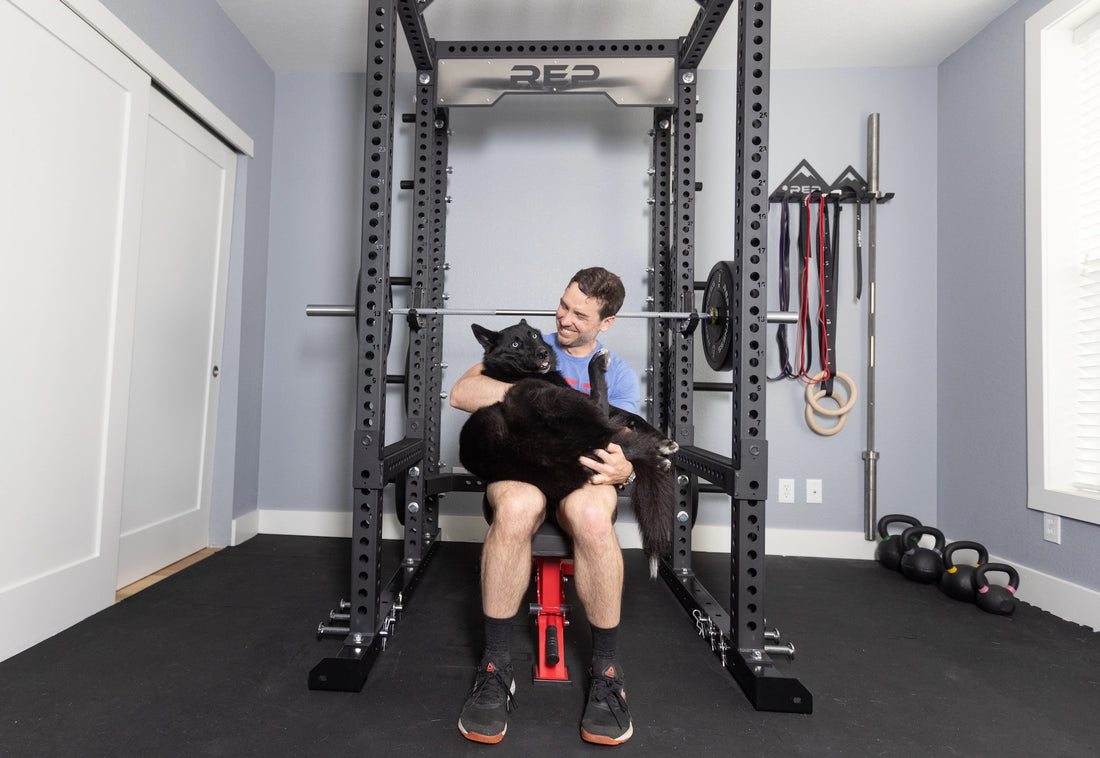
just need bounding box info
[472,319,556,377]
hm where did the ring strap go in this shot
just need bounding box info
[821,195,842,395]
[796,197,814,378]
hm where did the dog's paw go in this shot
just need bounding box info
[590,348,610,373]
[659,458,672,471]
[658,439,679,456]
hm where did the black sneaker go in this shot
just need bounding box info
[581,661,633,745]
[458,659,517,744]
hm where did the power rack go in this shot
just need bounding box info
[307,0,812,714]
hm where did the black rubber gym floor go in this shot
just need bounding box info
[0,534,1097,756]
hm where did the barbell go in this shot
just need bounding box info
[305,262,796,370]
[306,306,704,320]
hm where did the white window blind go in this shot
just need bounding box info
[1074,23,1100,493]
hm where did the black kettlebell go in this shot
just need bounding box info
[898,526,945,584]
[938,540,989,602]
[973,563,1020,616]
[874,514,922,571]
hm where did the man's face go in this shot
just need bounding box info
[555,282,615,353]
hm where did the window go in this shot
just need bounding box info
[1026,0,1100,524]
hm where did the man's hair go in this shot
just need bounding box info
[569,267,626,320]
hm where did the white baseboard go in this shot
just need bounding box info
[230,508,259,546]
[250,509,1098,631]
[987,553,1100,632]
[257,508,349,539]
[693,525,881,560]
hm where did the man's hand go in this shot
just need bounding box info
[579,442,634,486]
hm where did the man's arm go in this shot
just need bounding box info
[449,363,510,412]
[579,352,639,486]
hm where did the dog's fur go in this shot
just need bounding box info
[458,320,678,576]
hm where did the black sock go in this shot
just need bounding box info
[483,615,512,665]
[590,623,619,664]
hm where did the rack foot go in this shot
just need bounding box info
[659,560,813,714]
[308,638,382,691]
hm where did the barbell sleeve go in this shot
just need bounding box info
[306,304,356,317]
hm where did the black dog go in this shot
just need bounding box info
[458,320,677,576]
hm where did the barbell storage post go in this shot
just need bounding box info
[862,113,881,542]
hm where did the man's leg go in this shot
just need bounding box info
[556,482,622,628]
[481,480,547,619]
[458,481,545,744]
[557,483,632,746]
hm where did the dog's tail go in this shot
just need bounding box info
[629,459,676,579]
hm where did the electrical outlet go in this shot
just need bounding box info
[777,478,795,503]
[1043,512,1062,544]
[806,478,823,504]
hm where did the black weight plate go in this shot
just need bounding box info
[701,261,736,371]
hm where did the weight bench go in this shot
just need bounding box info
[530,519,574,683]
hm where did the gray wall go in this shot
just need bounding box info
[98,0,275,545]
[939,0,1100,591]
[259,74,371,516]
[694,66,940,532]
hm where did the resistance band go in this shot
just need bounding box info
[853,194,863,300]
[815,194,832,387]
[771,196,796,380]
[820,193,842,395]
[796,197,816,380]
[798,196,831,385]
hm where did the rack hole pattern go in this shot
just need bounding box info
[438,41,676,57]
[673,76,697,445]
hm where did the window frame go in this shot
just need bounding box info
[1025,0,1100,525]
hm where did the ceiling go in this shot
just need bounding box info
[214,0,1020,73]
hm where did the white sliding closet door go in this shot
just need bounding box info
[116,89,237,589]
[0,0,150,660]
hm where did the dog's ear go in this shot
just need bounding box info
[471,323,498,351]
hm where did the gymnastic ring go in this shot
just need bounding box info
[804,370,858,417]
[805,391,849,436]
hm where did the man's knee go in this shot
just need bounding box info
[558,484,617,544]
[486,481,546,539]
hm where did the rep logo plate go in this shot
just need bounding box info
[436,57,676,107]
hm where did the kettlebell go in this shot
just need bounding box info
[938,540,989,602]
[874,514,922,571]
[898,526,945,584]
[973,563,1020,616]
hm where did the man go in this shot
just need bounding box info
[450,267,640,746]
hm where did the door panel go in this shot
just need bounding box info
[0,0,150,660]
[116,89,237,589]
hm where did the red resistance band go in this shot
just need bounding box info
[797,196,831,384]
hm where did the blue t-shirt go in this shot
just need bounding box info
[543,334,640,414]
